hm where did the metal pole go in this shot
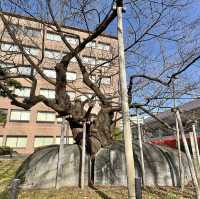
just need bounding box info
[137,109,145,186]
[116,1,136,198]
[81,121,86,189]
[66,119,70,144]
[56,116,66,189]
[192,123,200,168]
[172,78,184,190]
[9,179,21,199]
[175,110,200,198]
[189,131,199,179]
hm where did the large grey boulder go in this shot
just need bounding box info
[16,144,89,189]
[16,142,191,189]
[94,142,191,186]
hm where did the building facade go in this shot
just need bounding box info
[0,12,119,154]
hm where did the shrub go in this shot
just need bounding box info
[112,127,122,140]
[0,146,13,156]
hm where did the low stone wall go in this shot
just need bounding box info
[15,142,191,189]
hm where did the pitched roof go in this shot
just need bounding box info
[145,99,200,127]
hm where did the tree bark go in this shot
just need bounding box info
[117,3,136,198]
[175,110,200,198]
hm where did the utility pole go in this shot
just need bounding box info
[116,0,136,198]
[172,78,184,190]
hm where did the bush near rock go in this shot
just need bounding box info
[0,146,13,156]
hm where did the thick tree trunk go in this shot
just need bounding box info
[175,110,200,198]
[71,107,114,156]
[117,3,136,199]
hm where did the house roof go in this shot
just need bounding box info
[144,99,200,129]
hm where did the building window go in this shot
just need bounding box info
[40,89,55,99]
[1,43,19,52]
[0,43,39,56]
[55,136,74,144]
[17,65,34,75]
[44,49,62,60]
[0,136,3,146]
[0,62,14,70]
[57,117,63,123]
[66,72,76,81]
[86,41,96,48]
[10,110,30,121]
[24,27,41,37]
[34,136,54,147]
[46,32,61,41]
[10,24,21,34]
[43,69,76,81]
[66,91,76,100]
[89,75,96,83]
[43,68,56,78]
[97,42,110,51]
[67,137,75,144]
[37,111,55,122]
[0,63,33,75]
[46,33,79,45]
[9,24,41,38]
[55,136,67,144]
[96,59,110,67]
[70,57,77,63]
[79,93,93,101]
[24,47,39,56]
[101,76,111,85]
[6,136,27,148]
[14,87,31,97]
[65,35,79,46]
[82,56,96,65]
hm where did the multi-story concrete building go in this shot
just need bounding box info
[0,12,119,154]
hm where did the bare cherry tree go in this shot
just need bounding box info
[1,0,200,196]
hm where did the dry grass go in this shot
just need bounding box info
[0,158,195,199]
